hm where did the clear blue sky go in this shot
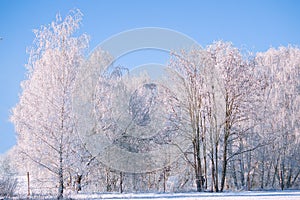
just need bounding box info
[0,0,299,154]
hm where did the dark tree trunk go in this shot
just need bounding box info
[120,172,123,193]
[202,135,208,190]
[220,123,230,192]
[272,155,280,188]
[58,144,64,200]
[286,168,292,189]
[106,169,112,192]
[220,137,228,192]
[194,126,203,192]
[260,150,265,189]
[75,174,82,192]
[280,170,284,190]
[214,141,219,192]
[211,155,215,192]
[202,116,208,190]
[221,95,231,192]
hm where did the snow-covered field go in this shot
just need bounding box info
[70,191,300,200]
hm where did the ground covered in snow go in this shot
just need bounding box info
[69,190,300,200]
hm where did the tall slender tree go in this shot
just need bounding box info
[207,41,261,191]
[11,10,89,199]
[168,48,214,192]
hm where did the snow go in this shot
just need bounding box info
[69,191,300,200]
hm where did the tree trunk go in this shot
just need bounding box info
[220,133,229,192]
[58,102,65,200]
[208,104,219,192]
[163,169,166,193]
[246,151,253,191]
[58,144,64,200]
[194,125,203,192]
[246,170,251,191]
[228,142,238,189]
[27,172,30,197]
[260,149,265,189]
[106,169,111,192]
[239,140,246,188]
[202,116,208,190]
[120,172,123,193]
[279,150,286,190]
[203,133,208,190]
[214,141,219,192]
[211,153,215,192]
[272,155,280,188]
[286,168,292,189]
[221,95,231,192]
[75,174,82,192]
[291,169,300,186]
[280,169,284,190]
[133,173,137,192]
[231,160,238,189]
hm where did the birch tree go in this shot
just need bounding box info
[206,41,265,191]
[168,41,263,192]
[11,10,89,199]
[168,48,214,192]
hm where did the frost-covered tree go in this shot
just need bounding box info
[89,62,183,191]
[254,46,300,190]
[11,10,89,199]
[207,41,264,191]
[167,41,263,192]
[168,47,215,192]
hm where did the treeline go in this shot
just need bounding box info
[7,10,300,199]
